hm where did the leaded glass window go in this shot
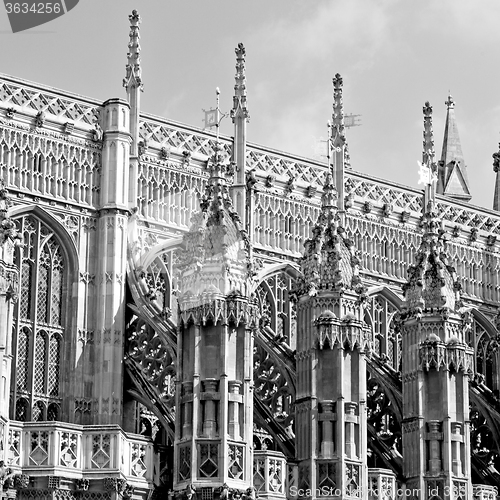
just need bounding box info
[11,215,66,422]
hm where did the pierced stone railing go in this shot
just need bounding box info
[0,74,101,127]
[368,468,396,499]
[6,422,154,484]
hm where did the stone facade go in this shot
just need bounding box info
[0,9,499,500]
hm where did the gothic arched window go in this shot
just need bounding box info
[11,215,66,422]
[364,294,400,371]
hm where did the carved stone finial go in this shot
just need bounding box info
[445,94,455,109]
[321,174,337,207]
[401,198,462,315]
[422,101,435,166]
[231,42,249,121]
[493,143,500,173]
[331,73,345,145]
[123,10,143,91]
[293,169,366,300]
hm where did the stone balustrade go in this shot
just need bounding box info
[6,422,154,485]
[253,450,287,500]
[368,469,396,500]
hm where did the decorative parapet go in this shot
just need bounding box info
[6,422,153,484]
[253,450,286,500]
[314,310,371,352]
[178,293,259,328]
[0,75,102,128]
[367,468,396,500]
[419,339,474,373]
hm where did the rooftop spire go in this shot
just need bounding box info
[123,10,143,92]
[230,43,249,232]
[331,74,351,168]
[231,43,249,121]
[493,143,500,211]
[402,103,463,315]
[421,101,438,209]
[331,74,346,147]
[293,171,366,300]
[124,10,142,204]
[329,74,349,221]
[438,94,471,202]
[422,101,435,165]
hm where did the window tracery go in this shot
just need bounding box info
[364,295,400,370]
[474,319,498,392]
[11,215,67,422]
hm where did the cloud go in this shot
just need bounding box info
[425,0,500,43]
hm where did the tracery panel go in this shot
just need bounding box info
[256,271,297,348]
[364,294,400,371]
[10,215,67,422]
[473,318,499,392]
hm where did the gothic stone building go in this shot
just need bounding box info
[0,10,500,500]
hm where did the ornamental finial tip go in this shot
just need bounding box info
[124,9,143,91]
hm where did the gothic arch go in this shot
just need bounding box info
[9,205,79,274]
[10,205,79,423]
[470,309,499,392]
[365,286,403,371]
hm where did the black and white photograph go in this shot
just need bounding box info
[0,2,499,499]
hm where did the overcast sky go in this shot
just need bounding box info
[1,0,499,210]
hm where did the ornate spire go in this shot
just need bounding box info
[421,102,438,209]
[231,43,249,121]
[331,74,345,146]
[176,145,256,300]
[294,173,365,299]
[493,143,500,211]
[401,102,464,316]
[331,74,351,168]
[422,101,435,166]
[402,206,463,316]
[438,94,471,201]
[402,195,463,318]
[332,73,345,144]
[123,10,143,92]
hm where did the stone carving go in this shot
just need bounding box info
[159,146,170,159]
[34,111,46,128]
[265,174,275,188]
[75,478,90,491]
[123,10,143,90]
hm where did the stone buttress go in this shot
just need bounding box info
[93,97,131,424]
[400,103,473,499]
[0,181,21,440]
[293,160,371,498]
[173,144,258,499]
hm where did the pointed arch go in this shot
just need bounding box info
[9,205,79,276]
[9,205,78,423]
[365,286,403,371]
